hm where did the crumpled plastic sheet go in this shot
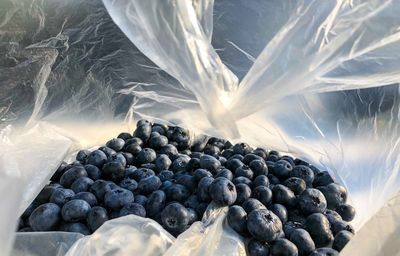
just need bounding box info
[0,0,399,255]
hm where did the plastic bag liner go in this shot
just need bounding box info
[0,0,399,255]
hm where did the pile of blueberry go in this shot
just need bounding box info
[18,119,356,256]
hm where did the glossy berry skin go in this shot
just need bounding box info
[161,203,190,236]
[87,150,108,168]
[200,155,221,173]
[242,198,266,213]
[49,188,75,207]
[117,132,132,140]
[119,178,138,193]
[225,158,244,172]
[134,195,148,206]
[273,160,293,179]
[235,165,254,180]
[309,248,338,256]
[158,170,174,182]
[59,222,90,235]
[197,177,214,202]
[148,135,168,149]
[60,166,88,188]
[253,175,269,188]
[176,175,196,192]
[249,159,268,177]
[335,203,356,221]
[106,138,125,151]
[71,177,94,193]
[232,177,253,187]
[86,207,109,232]
[235,184,252,205]
[332,230,353,252]
[146,190,166,217]
[324,209,342,224]
[90,180,118,201]
[120,203,146,218]
[252,186,273,206]
[270,238,298,256]
[318,183,347,210]
[283,177,306,195]
[61,199,91,222]
[283,221,303,238]
[104,188,134,209]
[76,150,91,163]
[102,161,125,182]
[247,209,283,242]
[313,171,335,187]
[298,188,327,215]
[166,184,191,203]
[134,123,152,142]
[72,192,98,207]
[155,154,172,172]
[304,213,334,248]
[209,177,237,206]
[137,148,157,164]
[227,205,248,236]
[232,143,252,155]
[84,165,101,180]
[186,208,198,224]
[330,220,355,236]
[269,204,288,224]
[291,165,314,186]
[272,185,297,209]
[36,184,60,204]
[138,175,162,195]
[29,203,61,231]
[247,238,269,256]
[288,228,315,256]
[107,153,127,167]
[159,144,179,159]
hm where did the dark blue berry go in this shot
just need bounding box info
[104,188,134,209]
[332,230,353,252]
[247,209,282,242]
[273,160,293,179]
[161,202,190,235]
[49,188,75,207]
[209,177,237,206]
[252,186,273,207]
[138,175,162,194]
[318,183,347,210]
[197,177,214,202]
[283,177,306,195]
[309,248,338,256]
[235,183,252,205]
[134,195,148,206]
[165,184,191,203]
[72,192,98,207]
[106,138,125,151]
[215,168,233,180]
[71,177,94,193]
[235,165,254,180]
[29,203,61,231]
[76,150,91,163]
[227,205,248,236]
[200,155,221,172]
[158,170,174,181]
[270,238,298,256]
[137,148,156,164]
[61,199,91,222]
[335,203,355,221]
[155,154,172,171]
[120,203,146,218]
[84,164,101,180]
[87,150,108,168]
[242,198,266,213]
[298,188,327,215]
[304,213,334,248]
[272,185,297,209]
[313,171,335,187]
[288,228,315,256]
[60,166,88,188]
[146,190,166,217]
[270,204,288,224]
[119,178,138,192]
[253,175,270,188]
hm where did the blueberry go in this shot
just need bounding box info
[268,174,281,185]
[195,202,208,218]
[138,175,162,194]
[134,194,148,206]
[160,180,174,190]
[70,191,97,207]
[247,238,269,256]
[280,156,295,167]
[309,165,321,175]
[159,144,179,159]
[235,165,254,180]
[59,222,90,235]
[221,149,234,159]
[266,154,279,162]
[242,198,266,213]
[120,203,146,218]
[252,186,273,206]
[216,156,227,166]
[209,177,237,206]
[149,135,168,149]
[105,138,125,151]
[61,199,91,222]
[191,135,209,152]
[227,205,248,236]
[158,170,174,181]
[309,248,338,256]
[294,158,309,166]
[76,150,91,163]
[137,148,156,164]
[104,188,134,209]
[197,176,214,202]
[109,210,121,219]
[49,188,75,207]
[304,213,334,247]
[141,162,156,170]
[130,168,155,181]
[252,148,267,159]
[290,165,314,186]
[235,184,252,205]
[272,185,297,209]
[200,155,221,173]
[283,177,306,195]
[215,168,234,180]
[332,230,353,252]
[288,228,315,256]
[166,184,191,203]
[283,221,303,238]
[225,158,244,172]
[171,155,190,172]
[313,171,335,187]
[137,119,151,127]
[193,169,212,183]
[232,176,253,187]
[84,164,101,180]
[249,160,268,177]
[187,208,198,224]
[146,190,166,217]
[121,152,134,165]
[117,132,132,140]
[318,183,347,210]
[71,177,94,193]
[273,160,293,179]
[232,143,252,155]
[330,220,354,236]
[87,206,109,232]
[29,203,61,231]
[242,154,263,165]
[203,144,220,156]
[186,158,201,172]
[60,166,88,188]
[270,238,298,256]
[176,175,196,192]
[107,153,127,167]
[335,203,355,221]
[161,202,190,235]
[36,185,60,204]
[287,209,307,224]
[50,162,68,182]
[230,154,245,161]
[124,143,142,155]
[87,150,108,168]
[323,209,342,224]
[134,123,152,142]
[298,188,327,215]
[270,204,288,224]
[90,180,117,200]
[155,154,172,172]
[152,125,166,136]
[102,161,125,181]
[184,195,200,209]
[247,209,282,242]
[119,178,138,192]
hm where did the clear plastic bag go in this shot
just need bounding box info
[1,0,399,255]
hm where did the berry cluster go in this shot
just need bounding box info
[18,120,355,256]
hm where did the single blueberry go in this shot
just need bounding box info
[273,160,293,179]
[291,165,314,186]
[102,161,125,182]
[221,148,234,159]
[134,123,152,142]
[176,175,196,192]
[166,184,191,203]
[158,170,174,182]
[270,238,298,256]
[309,248,339,256]
[330,220,355,236]
[287,209,307,225]
[134,194,148,206]
[270,204,288,224]
[235,165,254,180]
[323,209,342,224]
[332,230,353,252]
[104,188,134,209]
[137,119,151,127]
[124,166,137,178]
[149,135,168,149]
[247,209,283,242]
[29,203,61,231]
[249,160,268,177]
[107,153,127,167]
[141,163,156,171]
[193,169,213,183]
[203,144,220,156]
[318,183,347,210]
[152,125,166,136]
[283,221,303,238]
[117,132,132,140]
[119,178,138,192]
[252,148,267,159]
[87,206,109,232]
[251,175,269,188]
[124,143,142,155]
[272,185,297,209]
[309,165,321,175]
[155,154,172,172]
[161,202,190,236]
[61,199,91,222]
[247,238,269,256]
[160,180,174,190]
[120,203,146,218]
[242,153,263,165]
[200,155,221,173]
[60,166,88,188]
[59,222,90,235]
[215,168,234,180]
[266,154,279,162]
[121,152,134,165]
[294,158,309,166]
[136,148,157,164]
[227,205,248,236]
[283,177,306,195]
[242,198,266,213]
[71,177,94,193]
[235,183,252,205]
[130,168,155,181]
[232,143,252,155]
[72,192,98,207]
[313,171,335,187]
[232,176,253,187]
[280,156,295,167]
[76,150,91,163]
[146,190,167,217]
[197,176,214,202]
[49,188,75,207]
[159,144,179,159]
[84,164,101,180]
[268,174,281,185]
[225,158,244,172]
[335,203,355,221]
[298,188,327,215]
[209,177,237,206]
[125,137,144,147]
[106,138,125,151]
[36,185,60,204]
[171,155,191,172]
[138,175,162,195]
[289,228,315,256]
[252,186,273,207]
[87,150,108,168]
[90,180,118,201]
[186,158,201,172]
[304,213,334,248]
